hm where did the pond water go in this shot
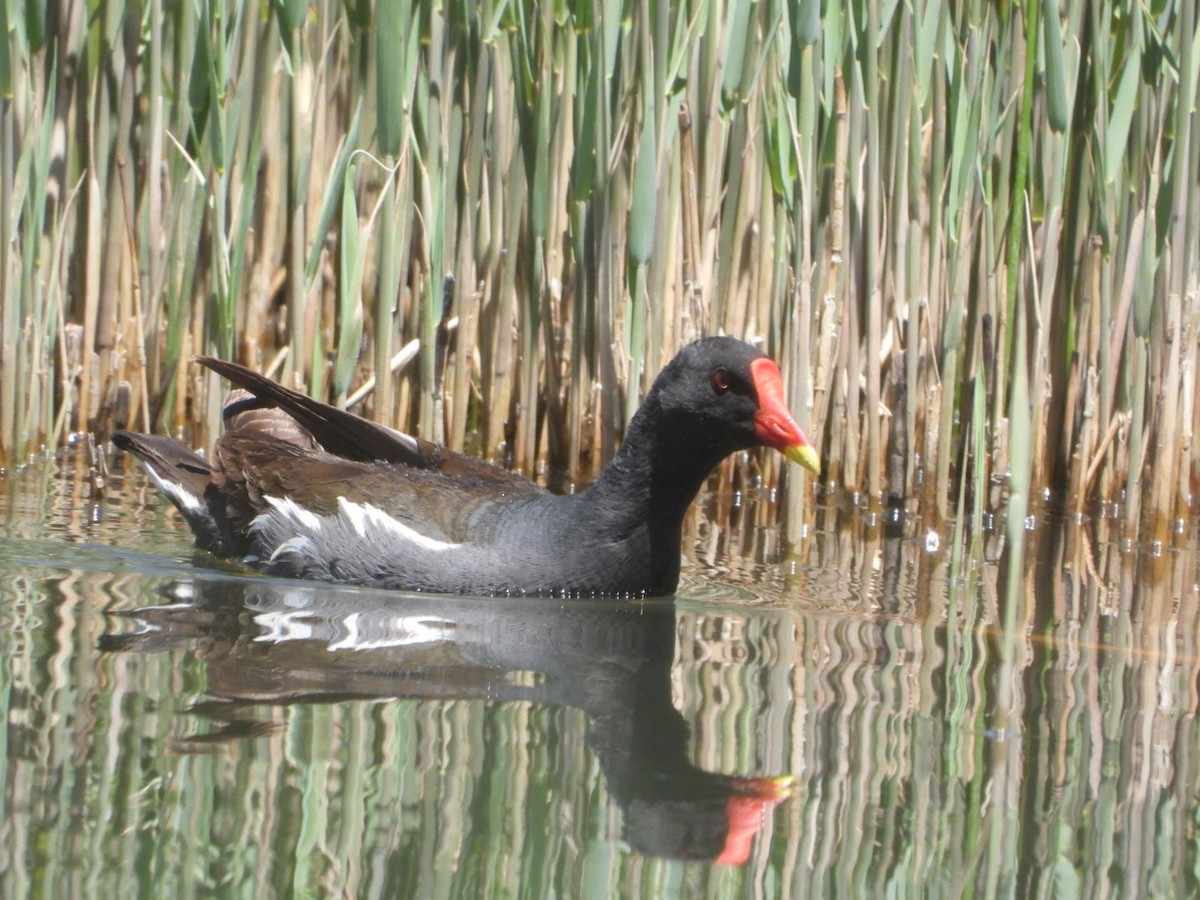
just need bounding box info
[1,447,1199,897]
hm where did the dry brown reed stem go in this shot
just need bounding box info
[0,0,1195,549]
[813,70,848,488]
[863,0,883,500]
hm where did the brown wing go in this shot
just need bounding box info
[198,356,538,491]
[210,433,535,546]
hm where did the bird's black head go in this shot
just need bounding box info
[642,337,819,473]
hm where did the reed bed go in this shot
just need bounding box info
[0,0,1197,544]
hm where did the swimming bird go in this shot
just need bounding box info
[113,337,819,596]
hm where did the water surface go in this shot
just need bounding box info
[1,449,1198,897]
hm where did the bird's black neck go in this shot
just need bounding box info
[584,395,734,544]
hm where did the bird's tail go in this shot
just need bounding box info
[111,431,228,553]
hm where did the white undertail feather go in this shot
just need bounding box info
[145,466,203,514]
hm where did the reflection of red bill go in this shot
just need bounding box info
[714,775,798,866]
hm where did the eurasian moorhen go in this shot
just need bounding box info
[113,337,819,596]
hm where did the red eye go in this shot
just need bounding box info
[712,369,731,394]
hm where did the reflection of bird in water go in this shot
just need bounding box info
[102,579,795,865]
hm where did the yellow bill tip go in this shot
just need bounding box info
[784,443,820,475]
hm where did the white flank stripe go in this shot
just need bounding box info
[269,535,314,563]
[264,495,323,532]
[336,497,459,553]
[339,497,369,537]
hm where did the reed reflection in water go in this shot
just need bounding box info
[1,456,1199,896]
